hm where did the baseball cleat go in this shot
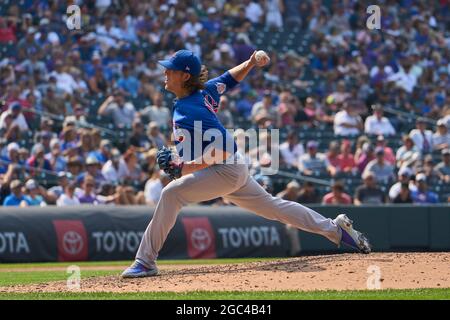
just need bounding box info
[121,261,159,278]
[334,214,371,254]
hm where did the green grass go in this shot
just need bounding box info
[0,289,449,300]
[0,258,278,270]
[0,270,118,287]
[0,258,278,287]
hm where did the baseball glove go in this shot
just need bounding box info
[156,146,184,180]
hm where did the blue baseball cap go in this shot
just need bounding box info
[158,50,201,76]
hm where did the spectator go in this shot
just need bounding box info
[283,0,302,27]
[117,65,140,97]
[326,141,340,169]
[144,170,171,205]
[396,135,420,169]
[122,147,144,184]
[217,96,235,129]
[322,181,352,205]
[48,172,75,201]
[90,139,112,165]
[97,90,136,127]
[202,7,222,34]
[0,17,17,43]
[392,183,413,204]
[251,90,278,126]
[37,131,53,155]
[45,138,66,173]
[276,180,301,202]
[147,122,166,149]
[336,139,356,173]
[49,60,78,95]
[77,175,99,204]
[139,92,171,128]
[56,181,80,206]
[298,141,336,177]
[423,155,441,185]
[363,147,395,184]
[141,148,158,177]
[66,156,83,179]
[3,180,29,207]
[354,135,370,163]
[0,142,21,172]
[370,57,394,81]
[265,0,284,29]
[129,119,151,150]
[279,91,300,127]
[387,56,419,93]
[24,179,46,206]
[77,156,107,187]
[244,0,264,25]
[432,119,450,151]
[354,171,386,205]
[26,143,52,173]
[333,101,363,137]
[411,173,439,204]
[102,148,127,184]
[374,135,396,166]
[297,181,320,204]
[96,182,118,205]
[435,148,450,183]
[236,90,257,120]
[356,142,375,173]
[300,97,317,125]
[0,102,29,132]
[364,104,396,136]
[180,9,203,39]
[42,87,66,116]
[388,167,417,201]
[279,130,304,168]
[409,118,433,154]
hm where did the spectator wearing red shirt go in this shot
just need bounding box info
[375,135,396,165]
[0,18,16,43]
[277,90,297,126]
[26,143,53,174]
[322,181,352,205]
[336,139,356,173]
[326,141,340,168]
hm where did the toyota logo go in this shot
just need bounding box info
[62,231,84,255]
[191,228,211,251]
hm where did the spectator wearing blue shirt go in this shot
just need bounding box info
[411,173,439,204]
[202,7,222,34]
[3,180,30,207]
[76,156,107,188]
[236,90,258,120]
[24,179,46,206]
[89,139,112,165]
[117,65,140,97]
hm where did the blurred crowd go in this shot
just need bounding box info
[0,0,449,207]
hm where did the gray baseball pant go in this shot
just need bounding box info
[136,162,342,268]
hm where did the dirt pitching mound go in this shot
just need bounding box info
[1,252,449,293]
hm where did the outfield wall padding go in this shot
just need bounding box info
[0,205,448,263]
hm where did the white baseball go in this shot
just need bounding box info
[255,50,270,65]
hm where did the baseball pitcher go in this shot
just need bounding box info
[122,50,371,278]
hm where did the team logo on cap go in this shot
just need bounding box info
[216,83,226,94]
[185,66,190,71]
